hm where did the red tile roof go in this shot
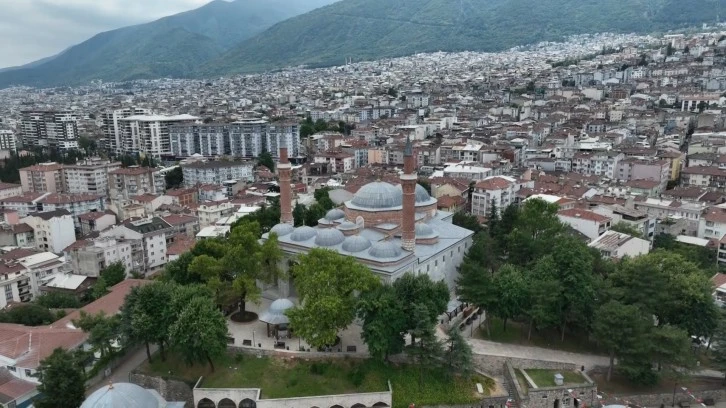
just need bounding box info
[558,208,611,223]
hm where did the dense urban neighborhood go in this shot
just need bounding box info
[4,18,726,408]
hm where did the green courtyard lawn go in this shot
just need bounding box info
[139,352,494,408]
[476,317,604,355]
[524,369,588,388]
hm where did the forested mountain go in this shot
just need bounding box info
[206,0,725,75]
[0,0,336,87]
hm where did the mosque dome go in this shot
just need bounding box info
[415,223,438,238]
[82,383,160,408]
[368,241,403,259]
[342,235,372,253]
[315,228,345,247]
[415,184,432,203]
[290,226,317,242]
[270,223,294,236]
[350,182,402,209]
[336,221,359,231]
[324,208,346,221]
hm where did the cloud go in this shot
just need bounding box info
[0,0,211,68]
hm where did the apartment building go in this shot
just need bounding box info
[681,166,726,188]
[0,129,17,152]
[102,106,152,153]
[66,237,135,278]
[100,217,171,275]
[118,114,199,158]
[0,248,69,308]
[471,176,531,217]
[62,158,122,195]
[571,151,623,179]
[181,160,255,187]
[195,201,236,227]
[313,151,355,173]
[19,163,64,193]
[557,208,612,241]
[169,119,302,159]
[0,183,23,200]
[108,167,165,200]
[21,210,76,254]
[20,110,79,150]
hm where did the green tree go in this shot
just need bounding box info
[304,203,327,226]
[445,326,473,376]
[74,311,121,358]
[593,300,648,381]
[35,292,81,309]
[357,285,407,361]
[35,348,86,408]
[506,198,564,266]
[452,212,483,234]
[393,273,449,341]
[493,264,528,331]
[170,296,228,372]
[609,222,643,238]
[121,282,175,362]
[258,149,275,172]
[387,87,398,97]
[78,136,97,156]
[293,203,306,226]
[165,167,184,189]
[93,261,126,298]
[709,310,726,382]
[408,303,444,388]
[456,234,499,336]
[0,304,56,326]
[162,252,201,285]
[287,249,379,348]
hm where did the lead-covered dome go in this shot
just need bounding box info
[415,223,438,238]
[315,228,345,247]
[324,208,346,221]
[351,182,403,209]
[270,223,294,236]
[337,221,359,231]
[369,241,403,258]
[342,235,372,252]
[82,383,159,408]
[291,226,317,242]
[415,184,432,203]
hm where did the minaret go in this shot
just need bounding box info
[278,147,293,225]
[401,137,417,252]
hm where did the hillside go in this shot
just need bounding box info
[0,0,337,87]
[207,0,726,75]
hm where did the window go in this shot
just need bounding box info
[7,366,15,372]
[4,285,12,302]
[25,369,32,377]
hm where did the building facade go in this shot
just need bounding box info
[20,110,79,150]
[182,161,255,187]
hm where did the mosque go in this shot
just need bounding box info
[263,139,475,296]
[81,382,185,408]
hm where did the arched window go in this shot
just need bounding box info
[240,398,257,408]
[197,398,216,408]
[373,403,390,408]
[352,404,367,408]
[218,399,236,408]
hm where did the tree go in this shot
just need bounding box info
[287,249,379,348]
[393,273,449,341]
[35,348,86,408]
[698,101,708,113]
[0,304,56,326]
[36,292,81,309]
[452,212,483,234]
[506,198,564,266]
[93,261,126,298]
[357,285,407,361]
[493,264,528,331]
[304,203,327,227]
[293,203,306,226]
[609,222,643,238]
[408,303,444,388]
[170,296,228,372]
[710,310,726,382]
[593,300,649,381]
[74,311,121,358]
[78,136,97,156]
[162,252,201,285]
[258,149,275,172]
[165,167,184,189]
[445,326,473,376]
[456,234,499,335]
[121,282,175,362]
[387,87,398,97]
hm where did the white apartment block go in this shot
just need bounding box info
[0,129,17,152]
[67,237,134,278]
[62,158,122,195]
[195,201,236,227]
[0,249,69,309]
[557,209,612,241]
[102,107,151,154]
[21,210,76,254]
[118,114,199,158]
[571,151,623,179]
[182,161,255,187]
[20,110,79,150]
[108,167,165,200]
[100,217,171,274]
[471,176,531,217]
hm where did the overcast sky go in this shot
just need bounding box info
[0,0,212,68]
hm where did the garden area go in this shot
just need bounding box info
[140,352,494,407]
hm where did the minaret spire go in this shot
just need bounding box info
[278,147,293,225]
[400,137,417,251]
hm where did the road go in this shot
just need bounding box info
[86,344,158,395]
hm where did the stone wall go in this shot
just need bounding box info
[193,384,392,408]
[526,384,598,408]
[419,396,510,408]
[129,372,195,408]
[475,355,578,376]
[611,389,726,407]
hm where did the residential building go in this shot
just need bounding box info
[698,208,726,240]
[66,237,135,277]
[118,114,199,158]
[161,214,200,239]
[0,223,35,247]
[441,163,493,181]
[78,211,116,236]
[0,183,23,200]
[616,158,670,190]
[62,158,122,195]
[100,217,171,274]
[21,210,76,253]
[0,248,69,308]
[164,188,197,207]
[195,201,236,227]
[313,151,355,173]
[19,162,64,193]
[102,106,152,153]
[681,166,726,188]
[20,110,79,150]
[182,161,255,187]
[557,208,612,241]
[108,167,165,200]
[38,193,106,223]
[0,129,17,152]
[588,230,651,259]
[471,176,530,217]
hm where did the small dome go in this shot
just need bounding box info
[291,226,317,242]
[351,182,403,209]
[82,383,159,408]
[270,298,294,313]
[369,241,403,259]
[415,184,432,203]
[342,235,372,252]
[260,298,294,325]
[415,223,438,238]
[315,228,345,247]
[336,221,359,231]
[325,208,346,221]
[270,223,294,236]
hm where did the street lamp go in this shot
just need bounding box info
[252,330,256,348]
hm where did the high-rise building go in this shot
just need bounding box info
[62,158,122,195]
[118,114,199,158]
[0,129,17,152]
[20,110,79,150]
[102,107,152,154]
[169,119,301,159]
[181,160,255,187]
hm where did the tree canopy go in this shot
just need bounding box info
[36,348,86,408]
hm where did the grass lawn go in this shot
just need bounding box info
[589,370,725,395]
[524,369,587,388]
[515,369,530,394]
[140,352,494,408]
[476,317,604,355]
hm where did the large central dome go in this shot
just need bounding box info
[350,181,403,209]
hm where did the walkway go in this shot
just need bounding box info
[86,344,158,395]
